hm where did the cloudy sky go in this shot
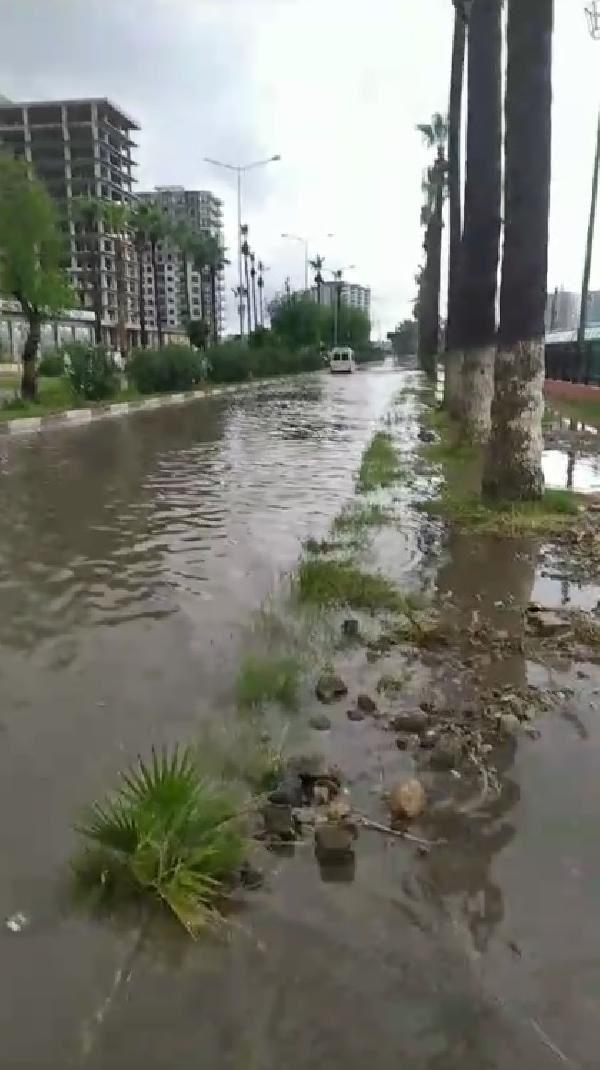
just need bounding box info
[0,0,598,335]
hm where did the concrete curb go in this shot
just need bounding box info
[0,375,295,438]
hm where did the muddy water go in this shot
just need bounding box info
[1,368,600,1068]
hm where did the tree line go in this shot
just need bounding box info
[415,0,553,501]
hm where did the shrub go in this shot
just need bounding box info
[236,654,303,710]
[358,432,402,491]
[74,746,246,935]
[207,340,321,384]
[38,352,64,377]
[128,345,203,394]
[67,344,120,401]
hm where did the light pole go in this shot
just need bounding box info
[578,3,600,380]
[325,265,355,346]
[204,154,281,337]
[281,232,335,293]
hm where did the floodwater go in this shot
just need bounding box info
[1,367,600,1068]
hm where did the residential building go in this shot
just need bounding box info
[315,280,371,319]
[0,299,95,364]
[137,186,225,339]
[0,96,141,349]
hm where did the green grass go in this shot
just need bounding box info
[296,558,409,613]
[333,502,392,534]
[74,746,246,936]
[425,487,581,533]
[546,395,600,429]
[0,376,143,423]
[357,431,402,491]
[236,654,303,710]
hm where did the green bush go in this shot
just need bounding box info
[67,344,120,401]
[128,345,203,394]
[38,352,64,377]
[207,341,321,384]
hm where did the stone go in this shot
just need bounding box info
[357,693,378,715]
[315,821,356,857]
[342,618,360,639]
[499,712,520,737]
[419,728,439,749]
[389,779,426,821]
[309,712,332,731]
[390,710,429,734]
[395,734,411,750]
[268,775,303,808]
[347,707,365,722]
[239,861,264,890]
[418,428,436,443]
[263,802,295,839]
[315,672,348,703]
[429,734,462,771]
[526,610,572,638]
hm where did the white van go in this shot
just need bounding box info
[329,346,356,374]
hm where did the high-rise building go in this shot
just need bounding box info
[137,186,225,339]
[315,280,371,319]
[0,96,141,349]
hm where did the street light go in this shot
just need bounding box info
[204,154,281,337]
[577,5,600,379]
[325,264,356,347]
[281,232,335,292]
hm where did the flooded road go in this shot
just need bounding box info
[1,367,600,1068]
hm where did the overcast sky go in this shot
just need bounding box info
[0,0,598,335]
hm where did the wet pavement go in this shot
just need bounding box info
[1,366,600,1068]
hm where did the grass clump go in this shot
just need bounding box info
[296,558,408,613]
[425,487,581,533]
[333,502,392,534]
[74,747,246,935]
[357,431,402,491]
[236,654,302,710]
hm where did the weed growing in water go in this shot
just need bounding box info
[236,654,303,710]
[357,431,402,491]
[333,502,392,534]
[74,747,246,935]
[424,488,581,533]
[296,558,409,613]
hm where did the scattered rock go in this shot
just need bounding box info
[429,733,462,770]
[523,724,541,740]
[309,712,332,731]
[395,734,411,750]
[347,707,365,722]
[389,779,426,820]
[239,861,264,890]
[268,775,303,807]
[390,710,429,734]
[377,674,406,695]
[313,783,330,806]
[316,672,348,703]
[315,821,356,857]
[357,693,377,715]
[418,428,437,443]
[263,802,295,839]
[499,712,521,737]
[526,609,572,638]
[342,618,360,639]
[419,728,439,749]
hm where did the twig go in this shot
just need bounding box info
[356,813,444,848]
[529,1018,576,1067]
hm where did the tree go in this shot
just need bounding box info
[457,0,502,441]
[171,220,195,327]
[250,252,259,332]
[187,318,210,350]
[72,194,104,345]
[257,260,267,327]
[416,113,448,377]
[241,225,252,333]
[130,202,166,348]
[445,1,468,408]
[388,319,418,357]
[483,0,553,500]
[269,294,369,350]
[190,233,209,324]
[0,157,72,400]
[204,234,227,346]
[310,254,325,304]
[102,200,131,357]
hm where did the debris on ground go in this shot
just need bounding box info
[315,672,348,703]
[388,778,426,820]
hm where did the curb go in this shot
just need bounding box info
[0,374,302,438]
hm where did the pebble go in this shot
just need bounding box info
[357,693,378,714]
[389,779,426,820]
[499,712,521,737]
[309,712,332,731]
[390,710,429,733]
[347,707,365,722]
[419,728,439,749]
[315,673,348,704]
[342,618,360,639]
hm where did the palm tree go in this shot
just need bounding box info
[189,232,209,325]
[416,112,448,376]
[171,220,196,329]
[310,254,325,304]
[130,202,166,348]
[102,201,131,356]
[205,235,227,345]
[457,0,502,441]
[241,225,252,333]
[71,195,103,345]
[445,1,468,405]
[250,252,259,331]
[483,0,553,501]
[257,260,267,326]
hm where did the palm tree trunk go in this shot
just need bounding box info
[251,272,258,331]
[92,237,103,345]
[210,268,218,346]
[445,3,466,412]
[244,255,252,333]
[115,235,127,357]
[20,307,41,401]
[459,0,502,442]
[259,283,264,327]
[137,241,147,349]
[577,110,600,382]
[483,0,553,501]
[418,178,444,379]
[182,249,191,328]
[151,239,163,348]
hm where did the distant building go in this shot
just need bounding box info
[316,281,371,319]
[137,186,225,339]
[0,96,141,349]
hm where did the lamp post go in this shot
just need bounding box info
[578,3,600,380]
[204,154,281,337]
